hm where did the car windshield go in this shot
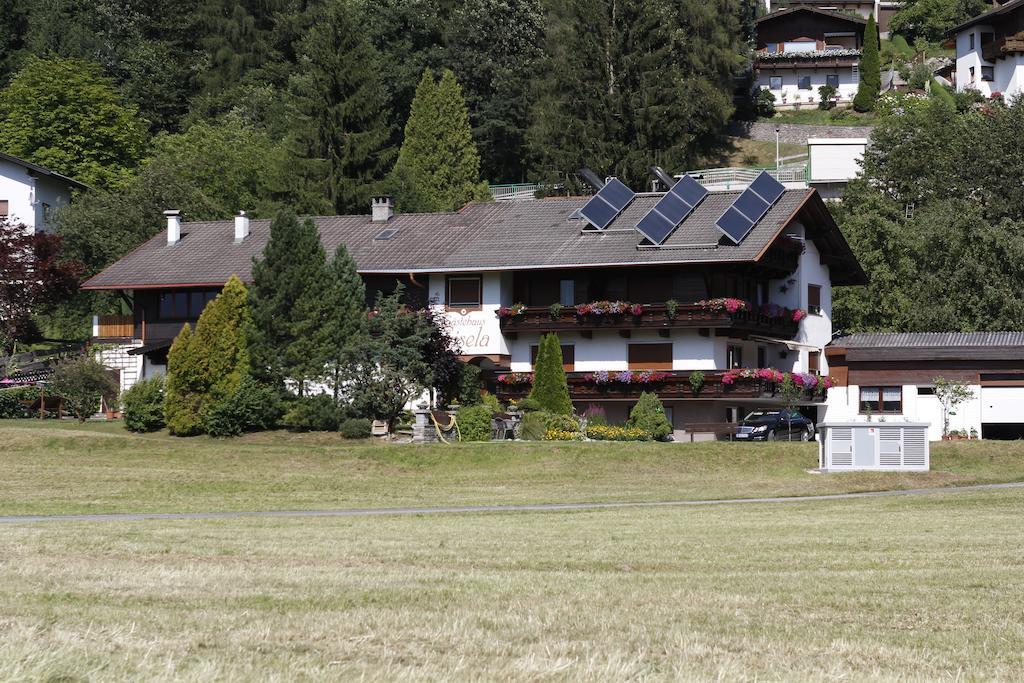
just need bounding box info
[743,411,781,424]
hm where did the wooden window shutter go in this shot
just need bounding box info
[627,343,672,370]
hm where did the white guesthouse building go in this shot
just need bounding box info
[950,0,1024,101]
[84,180,867,441]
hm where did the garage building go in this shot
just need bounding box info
[823,332,1024,441]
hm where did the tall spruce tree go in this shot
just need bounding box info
[249,210,329,390]
[196,0,282,96]
[289,0,395,214]
[321,243,367,399]
[528,333,573,416]
[853,15,881,112]
[527,0,742,188]
[164,323,204,436]
[389,68,488,212]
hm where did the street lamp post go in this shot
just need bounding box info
[775,125,781,171]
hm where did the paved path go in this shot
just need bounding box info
[2,483,1022,526]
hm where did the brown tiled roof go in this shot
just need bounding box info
[84,188,863,289]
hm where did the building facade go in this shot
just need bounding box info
[84,185,865,441]
[950,0,1024,101]
[0,152,86,234]
[754,7,868,108]
[824,332,1024,441]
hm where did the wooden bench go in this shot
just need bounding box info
[681,422,739,442]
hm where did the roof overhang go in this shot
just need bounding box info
[756,6,868,26]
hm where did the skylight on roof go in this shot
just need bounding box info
[374,228,400,240]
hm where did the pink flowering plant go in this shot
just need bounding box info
[586,370,668,385]
[722,367,835,394]
[496,303,527,318]
[574,300,642,317]
[495,372,533,385]
[697,298,748,314]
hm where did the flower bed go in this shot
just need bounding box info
[543,428,582,441]
[585,370,668,386]
[585,424,650,442]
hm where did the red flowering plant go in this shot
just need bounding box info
[697,298,748,314]
[496,303,527,318]
[574,300,638,317]
[495,372,533,385]
[722,367,835,394]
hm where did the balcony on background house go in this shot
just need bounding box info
[92,314,134,340]
[497,301,802,340]
[492,370,828,403]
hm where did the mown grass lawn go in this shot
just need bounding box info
[2,489,1023,680]
[2,420,1024,516]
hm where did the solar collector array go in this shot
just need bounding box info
[579,178,636,230]
[714,171,786,244]
[634,175,709,245]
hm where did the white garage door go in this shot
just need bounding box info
[981,387,1024,423]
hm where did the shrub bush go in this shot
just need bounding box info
[516,396,542,413]
[282,394,346,432]
[458,363,482,406]
[626,392,672,441]
[520,410,578,441]
[457,404,494,441]
[0,386,38,418]
[204,377,282,438]
[755,88,776,117]
[122,376,166,432]
[339,417,372,439]
[49,356,119,422]
[586,424,650,441]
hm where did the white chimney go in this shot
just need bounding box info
[234,210,250,242]
[164,210,181,245]
[372,195,394,222]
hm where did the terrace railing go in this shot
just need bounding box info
[498,303,800,338]
[489,183,543,201]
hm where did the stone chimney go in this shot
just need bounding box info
[234,210,250,242]
[372,195,394,222]
[164,210,181,245]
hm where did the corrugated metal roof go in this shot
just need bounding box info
[84,188,825,289]
[834,332,1024,349]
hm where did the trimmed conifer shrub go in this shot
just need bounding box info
[204,376,282,437]
[122,375,165,432]
[191,275,251,415]
[282,394,347,432]
[457,404,494,441]
[853,15,880,112]
[164,323,204,436]
[528,333,573,416]
[626,392,672,441]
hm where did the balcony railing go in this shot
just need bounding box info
[498,303,800,338]
[493,370,826,403]
[92,314,134,339]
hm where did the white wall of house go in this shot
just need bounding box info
[96,342,144,397]
[824,383,984,441]
[0,159,74,233]
[953,25,1024,101]
[756,66,859,107]
[429,272,510,358]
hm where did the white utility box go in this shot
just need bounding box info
[818,422,930,472]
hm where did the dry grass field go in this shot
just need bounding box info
[2,421,1023,516]
[2,489,1024,680]
[3,422,1024,679]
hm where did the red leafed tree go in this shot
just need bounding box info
[0,220,84,351]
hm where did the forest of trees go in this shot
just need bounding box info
[0,0,756,337]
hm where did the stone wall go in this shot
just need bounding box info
[728,121,875,145]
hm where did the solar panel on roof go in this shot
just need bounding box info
[714,171,786,244]
[579,177,636,230]
[633,174,709,245]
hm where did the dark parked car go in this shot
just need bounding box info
[734,410,814,441]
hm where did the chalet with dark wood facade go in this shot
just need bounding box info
[84,183,865,440]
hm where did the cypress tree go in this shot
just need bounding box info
[390,68,488,212]
[289,0,395,214]
[853,15,881,112]
[190,275,252,412]
[249,211,329,390]
[528,333,573,416]
[321,243,367,399]
[164,323,204,436]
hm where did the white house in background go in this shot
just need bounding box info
[754,6,868,108]
[0,152,87,234]
[949,0,1024,101]
[83,180,866,440]
[806,137,867,199]
[824,332,1024,441]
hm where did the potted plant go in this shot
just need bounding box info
[688,370,704,396]
[549,302,563,320]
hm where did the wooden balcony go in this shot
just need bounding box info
[493,370,825,403]
[93,314,134,339]
[498,303,799,338]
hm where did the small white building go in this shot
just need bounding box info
[807,137,867,199]
[824,332,1024,441]
[0,152,86,233]
[950,0,1024,101]
[754,6,868,108]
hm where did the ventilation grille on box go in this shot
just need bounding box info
[831,450,853,467]
[904,430,927,466]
